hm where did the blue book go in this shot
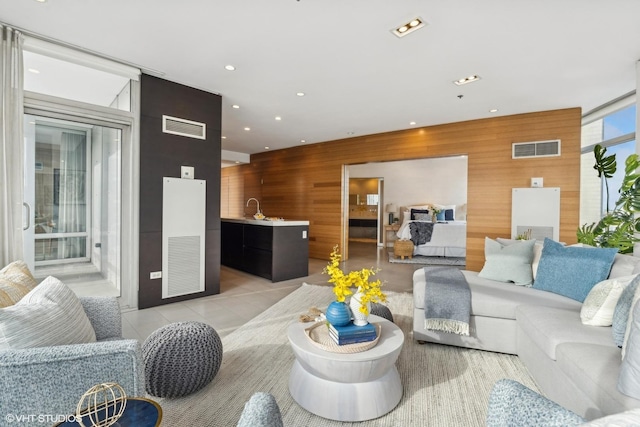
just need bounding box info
[329,329,377,345]
[329,322,376,338]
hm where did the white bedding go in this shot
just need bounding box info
[396,220,467,257]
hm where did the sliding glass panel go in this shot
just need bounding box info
[24,115,122,295]
[33,124,90,263]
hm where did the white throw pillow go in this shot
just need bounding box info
[479,238,536,285]
[0,276,96,350]
[495,238,543,279]
[581,408,640,426]
[581,274,637,326]
[610,253,640,279]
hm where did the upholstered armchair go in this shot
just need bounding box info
[0,296,144,425]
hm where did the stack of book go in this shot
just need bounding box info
[328,322,377,345]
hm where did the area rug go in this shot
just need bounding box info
[156,283,538,426]
[388,251,466,266]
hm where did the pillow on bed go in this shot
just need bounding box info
[444,209,455,221]
[432,204,456,221]
[401,205,430,224]
[411,209,430,220]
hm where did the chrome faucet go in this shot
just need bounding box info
[246,198,261,215]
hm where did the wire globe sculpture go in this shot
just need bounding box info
[75,382,127,427]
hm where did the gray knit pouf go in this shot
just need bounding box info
[142,321,223,398]
[371,303,394,323]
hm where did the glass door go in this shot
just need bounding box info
[24,114,122,295]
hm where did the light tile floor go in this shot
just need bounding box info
[121,242,424,342]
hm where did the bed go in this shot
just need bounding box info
[395,205,467,257]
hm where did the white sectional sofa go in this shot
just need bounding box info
[413,245,640,420]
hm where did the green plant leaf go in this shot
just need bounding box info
[593,144,617,178]
[578,144,640,253]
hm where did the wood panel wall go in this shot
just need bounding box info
[221,108,581,271]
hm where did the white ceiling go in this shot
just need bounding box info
[3,0,640,157]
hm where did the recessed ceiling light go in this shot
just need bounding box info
[409,121,416,126]
[454,75,481,86]
[347,132,354,135]
[221,136,227,139]
[275,116,282,121]
[224,65,236,71]
[265,146,270,150]
[301,139,306,143]
[28,68,40,74]
[296,92,305,97]
[34,0,47,3]
[232,105,240,109]
[244,127,250,131]
[392,17,426,38]
[489,109,499,113]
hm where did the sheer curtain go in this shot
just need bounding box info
[0,26,24,266]
[58,131,87,258]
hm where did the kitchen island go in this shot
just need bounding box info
[221,218,309,282]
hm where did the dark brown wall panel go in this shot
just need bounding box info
[223,108,581,272]
[139,74,222,309]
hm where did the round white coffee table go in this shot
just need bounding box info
[287,314,404,421]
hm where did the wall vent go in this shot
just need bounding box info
[162,178,206,299]
[162,115,206,140]
[512,139,560,159]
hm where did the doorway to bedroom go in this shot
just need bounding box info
[343,155,468,262]
[348,178,382,245]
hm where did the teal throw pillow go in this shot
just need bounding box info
[478,238,536,286]
[613,275,640,347]
[436,211,445,221]
[532,238,618,302]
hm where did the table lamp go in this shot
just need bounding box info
[386,203,397,224]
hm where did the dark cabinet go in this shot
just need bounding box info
[349,218,378,239]
[221,222,244,270]
[221,221,309,282]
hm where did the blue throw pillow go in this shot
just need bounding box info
[613,275,640,347]
[436,211,445,221]
[532,239,618,302]
[444,209,455,221]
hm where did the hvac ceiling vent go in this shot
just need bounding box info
[512,139,561,159]
[162,115,206,140]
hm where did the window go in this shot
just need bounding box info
[581,100,636,226]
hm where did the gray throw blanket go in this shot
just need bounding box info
[423,266,470,335]
[409,222,434,246]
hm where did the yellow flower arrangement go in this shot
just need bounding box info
[323,245,387,315]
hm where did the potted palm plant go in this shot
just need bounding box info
[577,144,640,253]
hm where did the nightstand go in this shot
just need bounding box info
[384,224,400,247]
